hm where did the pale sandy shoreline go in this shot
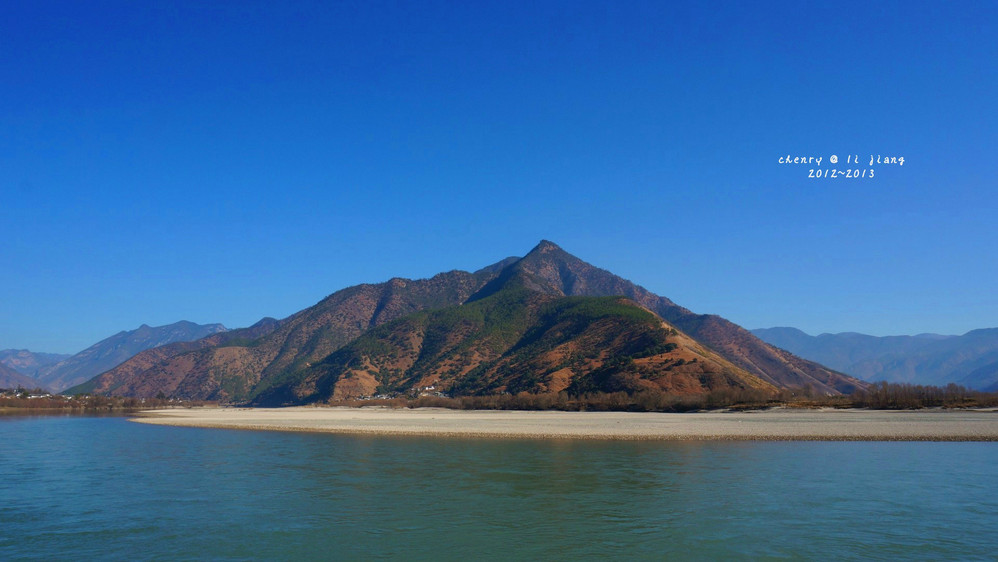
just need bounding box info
[130,406,998,441]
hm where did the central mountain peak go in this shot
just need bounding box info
[529,240,564,254]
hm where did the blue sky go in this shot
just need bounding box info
[2,1,996,353]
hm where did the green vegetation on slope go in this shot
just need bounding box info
[253,287,754,406]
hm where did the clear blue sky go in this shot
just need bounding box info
[2,1,996,353]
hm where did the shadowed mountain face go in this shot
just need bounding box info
[752,327,998,389]
[0,350,70,378]
[35,321,228,392]
[0,362,43,390]
[75,241,865,402]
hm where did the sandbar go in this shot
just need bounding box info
[131,407,998,441]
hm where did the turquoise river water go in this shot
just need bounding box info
[1,414,996,560]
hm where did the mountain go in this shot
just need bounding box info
[76,241,864,402]
[37,321,228,392]
[751,327,998,389]
[0,349,71,377]
[0,362,44,391]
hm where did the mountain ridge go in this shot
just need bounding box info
[73,269,504,400]
[752,326,998,389]
[0,349,71,378]
[35,321,228,392]
[491,241,863,394]
[0,362,43,390]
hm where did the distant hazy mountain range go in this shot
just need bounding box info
[0,349,70,381]
[751,327,998,391]
[72,241,864,403]
[0,362,42,390]
[1,321,227,392]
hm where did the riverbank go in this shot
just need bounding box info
[131,406,998,441]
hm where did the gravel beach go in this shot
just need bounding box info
[131,407,998,441]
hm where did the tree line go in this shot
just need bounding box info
[0,388,213,411]
[6,381,995,412]
[326,382,998,412]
